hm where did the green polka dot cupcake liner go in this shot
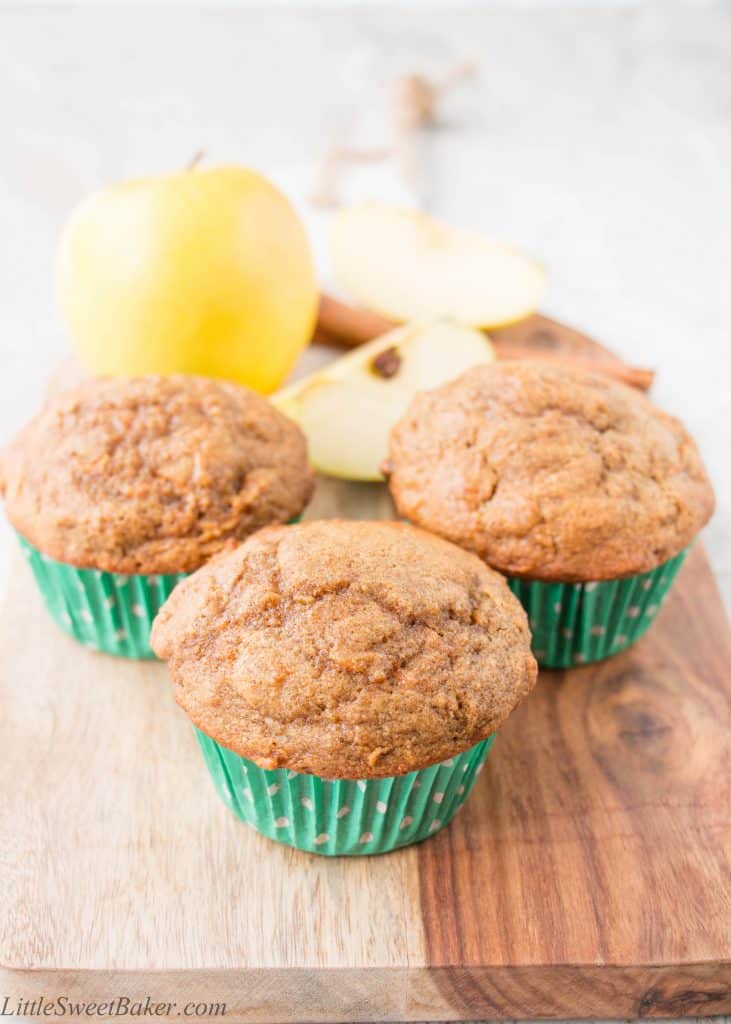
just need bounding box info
[507,546,690,669]
[195,728,494,856]
[16,532,188,659]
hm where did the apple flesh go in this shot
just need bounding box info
[274,321,494,481]
[56,165,318,393]
[331,203,546,328]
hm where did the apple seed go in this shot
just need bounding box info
[371,346,401,379]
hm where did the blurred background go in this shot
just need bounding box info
[0,0,729,607]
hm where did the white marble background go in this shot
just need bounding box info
[0,3,729,1022]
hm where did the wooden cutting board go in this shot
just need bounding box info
[1,318,729,1023]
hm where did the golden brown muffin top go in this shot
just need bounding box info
[0,375,314,574]
[151,520,537,779]
[385,361,714,582]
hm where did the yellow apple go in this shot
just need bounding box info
[56,165,318,393]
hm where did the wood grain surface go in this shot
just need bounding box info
[0,322,729,1022]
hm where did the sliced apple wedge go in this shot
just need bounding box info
[274,321,494,481]
[331,203,546,328]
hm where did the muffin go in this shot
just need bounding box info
[151,519,537,855]
[385,361,715,668]
[1,374,314,658]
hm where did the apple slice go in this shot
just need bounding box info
[274,321,494,481]
[331,203,546,328]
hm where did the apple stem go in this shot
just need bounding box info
[186,149,205,172]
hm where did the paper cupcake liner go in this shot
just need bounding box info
[195,729,494,856]
[507,547,690,669]
[16,533,187,659]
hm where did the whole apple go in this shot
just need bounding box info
[56,165,317,393]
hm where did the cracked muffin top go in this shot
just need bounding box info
[0,374,314,574]
[151,519,537,778]
[385,361,714,582]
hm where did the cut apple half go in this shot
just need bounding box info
[331,203,546,328]
[274,321,494,481]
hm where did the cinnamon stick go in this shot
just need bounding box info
[489,342,655,392]
[315,292,654,391]
[317,294,394,346]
